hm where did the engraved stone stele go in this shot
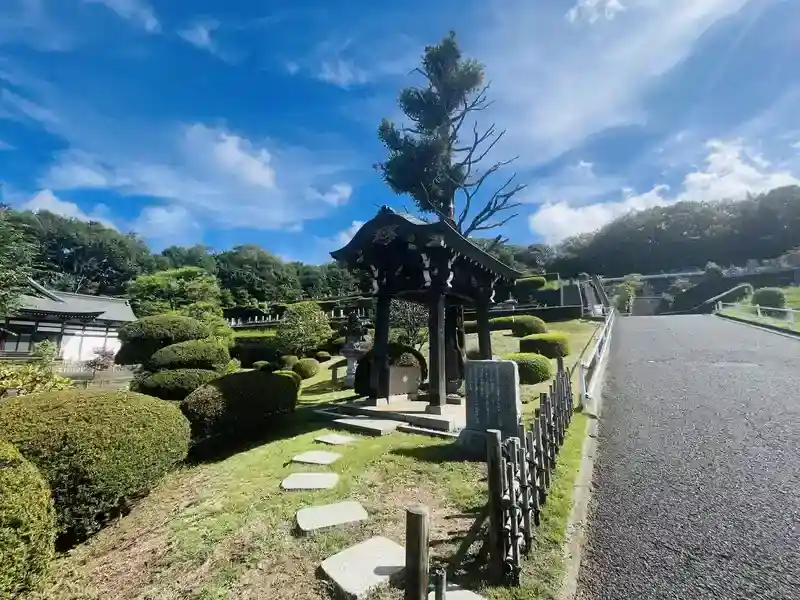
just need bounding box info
[457,359,522,456]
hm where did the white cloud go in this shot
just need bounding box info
[0,0,74,51]
[38,122,355,231]
[477,0,754,165]
[333,220,365,247]
[522,160,625,207]
[84,0,160,33]
[21,189,116,229]
[132,204,201,247]
[567,0,626,24]
[316,59,369,88]
[528,139,800,243]
[178,21,217,49]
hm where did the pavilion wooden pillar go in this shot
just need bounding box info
[427,290,447,414]
[370,291,391,403]
[476,300,493,359]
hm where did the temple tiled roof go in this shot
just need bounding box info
[12,279,137,323]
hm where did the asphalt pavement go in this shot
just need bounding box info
[576,315,800,600]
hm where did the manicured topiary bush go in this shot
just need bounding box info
[181,370,300,447]
[134,369,220,402]
[327,336,346,355]
[519,332,570,358]
[147,339,230,371]
[510,315,547,337]
[116,315,210,365]
[231,334,282,368]
[0,440,55,598]
[0,390,189,541]
[275,369,302,390]
[489,316,516,331]
[293,357,320,380]
[501,353,552,384]
[353,343,428,397]
[752,287,787,309]
[515,276,547,302]
[279,355,299,369]
[315,350,331,362]
[252,360,274,372]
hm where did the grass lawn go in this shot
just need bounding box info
[33,321,597,600]
[718,306,799,332]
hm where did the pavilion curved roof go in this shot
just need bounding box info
[330,206,523,283]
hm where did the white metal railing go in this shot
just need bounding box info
[577,308,616,406]
[715,302,799,327]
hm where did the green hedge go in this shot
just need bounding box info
[293,358,320,380]
[274,369,302,389]
[502,353,552,384]
[519,332,570,358]
[511,315,548,337]
[181,370,299,448]
[147,339,230,371]
[515,276,547,302]
[279,355,299,369]
[752,287,787,309]
[116,315,210,365]
[231,335,282,368]
[354,343,428,397]
[0,440,55,598]
[134,368,220,402]
[327,336,346,354]
[315,350,332,362]
[0,390,189,541]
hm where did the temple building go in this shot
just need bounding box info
[0,278,137,362]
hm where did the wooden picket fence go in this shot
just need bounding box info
[485,357,575,586]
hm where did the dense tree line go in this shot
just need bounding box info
[548,186,800,277]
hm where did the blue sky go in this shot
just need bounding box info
[1,0,799,264]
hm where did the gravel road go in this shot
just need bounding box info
[576,315,800,600]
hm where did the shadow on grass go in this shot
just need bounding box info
[186,406,332,465]
[301,380,343,396]
[390,441,484,464]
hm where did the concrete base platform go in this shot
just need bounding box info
[339,399,466,433]
[320,536,405,599]
[332,417,404,436]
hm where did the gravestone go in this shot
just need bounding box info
[457,359,521,456]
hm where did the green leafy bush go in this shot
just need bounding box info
[275,302,332,356]
[0,440,55,598]
[327,336,346,354]
[231,335,282,368]
[181,370,299,447]
[0,390,189,540]
[752,287,787,309]
[354,343,428,397]
[519,332,570,358]
[116,315,210,365]
[501,353,552,384]
[252,360,273,371]
[515,276,547,301]
[510,315,548,337]
[274,369,302,390]
[279,355,299,369]
[147,339,230,371]
[489,316,516,331]
[134,368,219,401]
[315,350,331,362]
[293,357,320,380]
[0,363,72,399]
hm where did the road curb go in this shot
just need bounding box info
[715,313,800,341]
[558,316,614,600]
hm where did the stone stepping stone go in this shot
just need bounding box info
[296,500,368,533]
[281,472,339,490]
[315,433,356,446]
[320,536,405,599]
[292,450,342,465]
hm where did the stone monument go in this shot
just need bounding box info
[457,359,522,456]
[341,310,371,388]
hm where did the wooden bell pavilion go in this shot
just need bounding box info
[331,206,523,414]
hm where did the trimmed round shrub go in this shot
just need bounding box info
[116,315,210,365]
[181,369,299,447]
[231,335,282,368]
[0,440,55,597]
[327,336,346,354]
[510,315,547,337]
[315,350,331,362]
[489,316,516,331]
[134,368,219,401]
[752,287,787,309]
[293,358,320,380]
[279,355,299,369]
[252,360,274,372]
[519,332,570,358]
[0,390,190,540]
[274,369,302,390]
[501,353,552,385]
[353,343,428,397]
[148,339,230,371]
[516,276,547,301]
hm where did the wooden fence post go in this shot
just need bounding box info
[535,408,550,502]
[526,428,541,525]
[506,437,522,586]
[485,429,505,582]
[517,427,533,552]
[405,505,430,600]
